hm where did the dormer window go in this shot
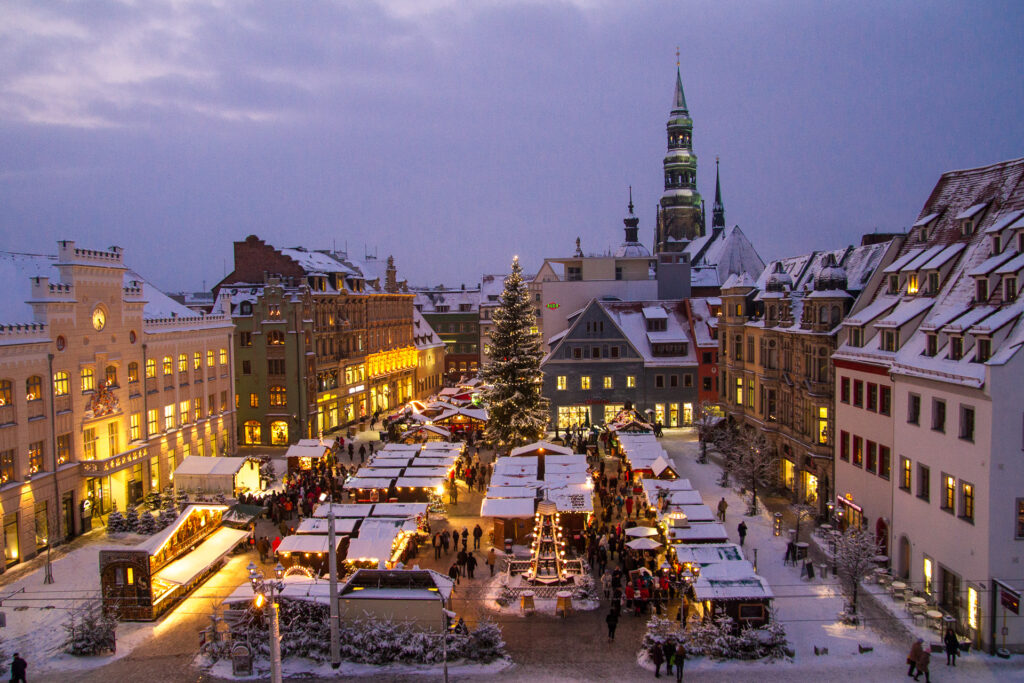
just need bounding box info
[991,234,1001,255]
[924,333,937,357]
[1006,275,1019,302]
[961,219,974,237]
[881,330,897,352]
[907,273,920,295]
[849,326,863,348]
[919,226,928,242]
[888,274,899,294]
[975,337,991,363]
[927,272,939,295]
[975,278,989,303]
[949,335,964,360]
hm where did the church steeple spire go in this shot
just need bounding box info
[712,157,725,228]
[656,50,703,253]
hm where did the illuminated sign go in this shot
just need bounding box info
[348,384,365,394]
[546,302,560,309]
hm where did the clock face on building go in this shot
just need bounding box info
[92,307,106,331]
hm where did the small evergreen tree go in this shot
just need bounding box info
[63,604,118,655]
[136,510,157,535]
[480,256,549,448]
[106,510,128,534]
[156,507,178,531]
[143,490,162,511]
[124,506,140,533]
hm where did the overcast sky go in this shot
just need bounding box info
[1,1,1022,292]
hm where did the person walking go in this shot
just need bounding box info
[10,653,26,683]
[486,548,497,576]
[661,641,675,677]
[433,532,442,560]
[717,497,728,522]
[943,629,959,666]
[257,536,269,563]
[625,496,634,519]
[913,645,931,682]
[906,638,923,678]
[651,643,664,677]
[473,524,483,550]
[737,521,747,547]
[457,548,468,577]
[674,643,686,682]
[606,610,619,641]
[601,571,611,599]
[461,527,469,551]
[448,562,460,586]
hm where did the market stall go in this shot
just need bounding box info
[173,456,263,497]
[689,560,774,628]
[285,438,336,471]
[276,533,346,575]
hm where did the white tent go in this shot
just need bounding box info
[173,456,262,496]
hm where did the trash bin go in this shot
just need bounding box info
[504,538,513,554]
[819,563,828,579]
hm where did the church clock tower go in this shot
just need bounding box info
[656,55,704,252]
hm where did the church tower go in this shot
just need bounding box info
[656,56,704,252]
[712,157,725,229]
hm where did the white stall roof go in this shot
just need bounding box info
[285,440,333,459]
[672,504,715,522]
[664,490,704,506]
[544,454,588,466]
[409,456,457,467]
[137,504,229,554]
[544,484,595,513]
[382,444,422,452]
[510,441,573,457]
[227,575,332,606]
[174,456,251,477]
[277,534,344,555]
[370,502,428,518]
[297,517,360,535]
[641,479,693,500]
[395,477,444,489]
[674,543,745,566]
[401,466,451,479]
[485,486,537,498]
[668,523,729,543]
[313,503,375,519]
[154,527,248,586]
[481,497,536,518]
[347,530,399,563]
[368,457,413,467]
[355,468,404,478]
[422,441,463,451]
[343,477,394,490]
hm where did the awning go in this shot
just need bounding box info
[154,527,248,586]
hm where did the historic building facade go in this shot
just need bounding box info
[833,158,1024,652]
[655,65,704,251]
[0,241,236,567]
[718,238,899,514]
[413,286,481,381]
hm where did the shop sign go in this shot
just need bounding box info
[1001,590,1020,614]
[348,384,365,394]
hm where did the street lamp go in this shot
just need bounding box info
[319,492,341,669]
[248,560,285,683]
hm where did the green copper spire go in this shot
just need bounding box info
[712,157,725,228]
[673,65,688,114]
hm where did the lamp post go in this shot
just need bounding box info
[248,560,285,683]
[319,492,341,669]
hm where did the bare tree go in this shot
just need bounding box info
[792,504,817,544]
[693,401,720,465]
[834,526,880,616]
[725,431,776,515]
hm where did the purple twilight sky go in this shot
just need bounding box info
[1,1,1022,293]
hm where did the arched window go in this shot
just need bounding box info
[0,379,11,406]
[270,420,288,446]
[26,375,43,401]
[243,421,262,445]
[145,358,156,378]
[81,368,95,392]
[267,331,285,346]
[269,386,287,407]
[128,362,139,383]
[105,365,118,387]
[162,356,173,375]
[193,352,201,370]
[831,306,841,326]
[177,354,187,372]
[53,371,70,397]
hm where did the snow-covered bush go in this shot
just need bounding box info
[143,491,162,511]
[640,613,789,663]
[573,574,599,602]
[106,510,127,534]
[124,506,140,532]
[63,604,118,656]
[136,511,157,535]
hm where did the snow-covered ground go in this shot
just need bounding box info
[203,653,514,679]
[477,570,600,616]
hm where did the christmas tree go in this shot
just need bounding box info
[124,505,140,532]
[136,510,157,535]
[106,510,127,534]
[480,256,549,448]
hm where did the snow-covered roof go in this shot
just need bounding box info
[984,208,1024,234]
[155,526,248,586]
[674,543,745,566]
[692,562,773,601]
[284,439,335,460]
[844,295,899,326]
[920,243,965,271]
[597,300,696,367]
[173,455,253,477]
[912,212,941,228]
[296,517,360,535]
[874,298,934,329]
[955,202,988,220]
[666,522,728,543]
[277,533,344,555]
[480,497,535,518]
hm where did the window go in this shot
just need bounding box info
[865,441,877,473]
[908,394,921,425]
[852,436,863,467]
[207,350,215,367]
[880,386,891,416]
[962,482,976,524]
[147,409,158,435]
[1016,499,1024,539]
[746,379,754,408]
[853,380,863,407]
[128,362,139,384]
[249,392,259,408]
[220,391,228,412]
[888,273,899,294]
[0,450,14,483]
[194,352,202,369]
[177,354,187,372]
[840,377,850,403]
[268,358,286,375]
[610,346,620,359]
[194,397,202,421]
[1006,275,1018,302]
[867,383,877,411]
[81,368,95,393]
[923,557,933,595]
[703,377,712,391]
[241,360,252,375]
[941,474,955,512]
[572,348,583,360]
[932,398,946,432]
[735,378,743,405]
[130,413,141,441]
[924,333,937,357]
[818,406,829,444]
[746,337,754,362]
[164,405,174,431]
[178,400,189,426]
[269,386,287,407]
[28,441,44,474]
[83,428,97,460]
[145,358,156,379]
[976,278,989,302]
[219,348,228,365]
[655,375,664,389]
[879,446,891,480]
[949,335,963,360]
[881,330,897,352]
[917,464,930,501]
[839,430,849,461]
[626,376,636,388]
[976,337,992,363]
[556,376,567,391]
[56,433,71,465]
[162,356,173,375]
[53,371,70,397]
[900,457,912,491]
[927,271,939,294]
[907,273,919,295]
[849,327,863,348]
[684,374,693,387]
[0,379,12,407]
[603,376,613,389]
[959,405,975,441]
[591,346,601,359]
[268,331,285,345]
[107,422,119,456]
[669,375,678,388]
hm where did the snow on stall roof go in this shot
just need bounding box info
[544,454,587,466]
[135,504,228,554]
[313,503,375,518]
[284,439,334,459]
[346,528,399,563]
[227,575,332,606]
[297,517,360,535]
[354,468,404,479]
[668,522,729,543]
[485,486,537,498]
[480,497,535,518]
[693,573,773,602]
[395,476,445,489]
[651,455,674,476]
[401,466,450,479]
[155,527,248,586]
[985,208,1024,234]
[874,298,934,328]
[544,483,595,512]
[510,441,573,457]
[382,443,422,452]
[173,456,251,477]
[369,503,428,518]
[674,543,744,566]
[662,489,703,505]
[277,533,344,555]
[342,477,394,490]
[672,504,715,522]
[341,569,454,602]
